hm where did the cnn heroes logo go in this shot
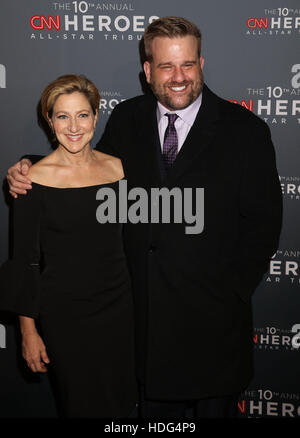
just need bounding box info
[229,65,300,126]
[99,91,126,115]
[280,176,300,200]
[239,388,300,418]
[0,64,6,88]
[253,325,300,351]
[29,1,159,41]
[246,7,300,36]
[265,249,300,285]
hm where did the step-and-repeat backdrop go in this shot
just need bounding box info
[0,0,299,418]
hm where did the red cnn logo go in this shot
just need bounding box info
[247,18,269,29]
[30,15,61,30]
[228,99,254,112]
[238,400,246,414]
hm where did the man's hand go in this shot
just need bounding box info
[7,159,32,198]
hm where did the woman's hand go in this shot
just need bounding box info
[7,158,32,198]
[19,316,50,373]
[21,331,50,373]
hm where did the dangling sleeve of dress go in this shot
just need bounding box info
[0,186,42,318]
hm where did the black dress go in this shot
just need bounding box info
[0,181,137,417]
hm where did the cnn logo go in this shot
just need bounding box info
[30,15,61,30]
[247,18,269,29]
[0,64,6,88]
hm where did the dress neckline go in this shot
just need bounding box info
[31,179,123,190]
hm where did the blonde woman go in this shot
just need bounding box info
[0,75,137,417]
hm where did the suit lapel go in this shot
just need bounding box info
[165,85,221,187]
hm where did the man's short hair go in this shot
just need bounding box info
[144,16,202,62]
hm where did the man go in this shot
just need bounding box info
[7,17,282,418]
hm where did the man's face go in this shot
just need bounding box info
[143,35,204,111]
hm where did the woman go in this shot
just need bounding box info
[0,75,137,417]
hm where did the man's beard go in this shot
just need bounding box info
[150,71,204,111]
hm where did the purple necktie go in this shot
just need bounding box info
[162,113,179,169]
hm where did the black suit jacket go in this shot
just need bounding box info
[91,85,280,399]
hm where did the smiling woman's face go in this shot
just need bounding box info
[49,91,98,154]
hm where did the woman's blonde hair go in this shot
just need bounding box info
[41,74,100,122]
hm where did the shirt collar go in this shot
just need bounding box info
[157,92,202,126]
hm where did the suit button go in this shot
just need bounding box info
[149,245,157,253]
